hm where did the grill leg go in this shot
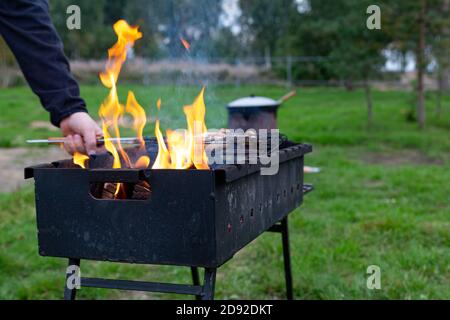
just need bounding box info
[190,267,201,300]
[64,258,80,300]
[201,268,216,300]
[281,217,294,300]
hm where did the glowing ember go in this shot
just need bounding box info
[157,98,162,110]
[180,37,191,51]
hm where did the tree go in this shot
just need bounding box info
[281,0,391,125]
[417,0,427,129]
[211,28,243,60]
[383,0,449,128]
[50,0,112,59]
[124,0,160,57]
[429,0,450,118]
[325,1,390,126]
[239,0,294,58]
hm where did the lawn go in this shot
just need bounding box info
[0,84,449,299]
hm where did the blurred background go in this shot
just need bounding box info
[2,1,450,97]
[0,0,449,300]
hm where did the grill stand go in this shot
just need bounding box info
[268,217,293,299]
[62,217,291,300]
[62,184,313,300]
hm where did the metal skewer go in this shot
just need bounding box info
[26,137,142,145]
[26,132,281,145]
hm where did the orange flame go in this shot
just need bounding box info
[135,155,150,169]
[98,75,132,167]
[98,20,144,169]
[153,119,170,169]
[152,88,209,170]
[73,152,89,168]
[166,129,192,169]
[157,98,162,110]
[100,20,142,88]
[183,87,209,169]
[180,37,191,51]
[98,20,144,196]
[73,20,210,200]
[125,91,146,149]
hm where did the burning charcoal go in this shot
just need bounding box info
[132,181,151,200]
[102,182,117,199]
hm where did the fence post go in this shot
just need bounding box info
[265,47,272,70]
[286,56,293,88]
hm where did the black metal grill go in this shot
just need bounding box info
[25,140,312,300]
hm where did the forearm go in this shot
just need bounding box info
[0,0,87,126]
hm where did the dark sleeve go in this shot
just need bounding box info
[0,0,88,127]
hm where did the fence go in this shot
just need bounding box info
[1,53,448,91]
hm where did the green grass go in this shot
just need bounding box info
[0,84,449,299]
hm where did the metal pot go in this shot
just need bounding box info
[226,91,296,130]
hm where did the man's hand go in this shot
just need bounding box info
[60,112,103,155]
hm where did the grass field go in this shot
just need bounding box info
[0,84,449,299]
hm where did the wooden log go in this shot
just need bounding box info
[132,181,151,200]
[102,182,117,199]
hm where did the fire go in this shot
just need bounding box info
[73,152,89,168]
[98,76,131,168]
[97,20,144,196]
[129,91,150,168]
[153,119,170,169]
[180,37,191,51]
[152,89,209,170]
[166,129,192,169]
[100,20,142,88]
[135,155,150,169]
[98,20,143,172]
[125,91,146,149]
[72,20,210,198]
[183,87,209,169]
